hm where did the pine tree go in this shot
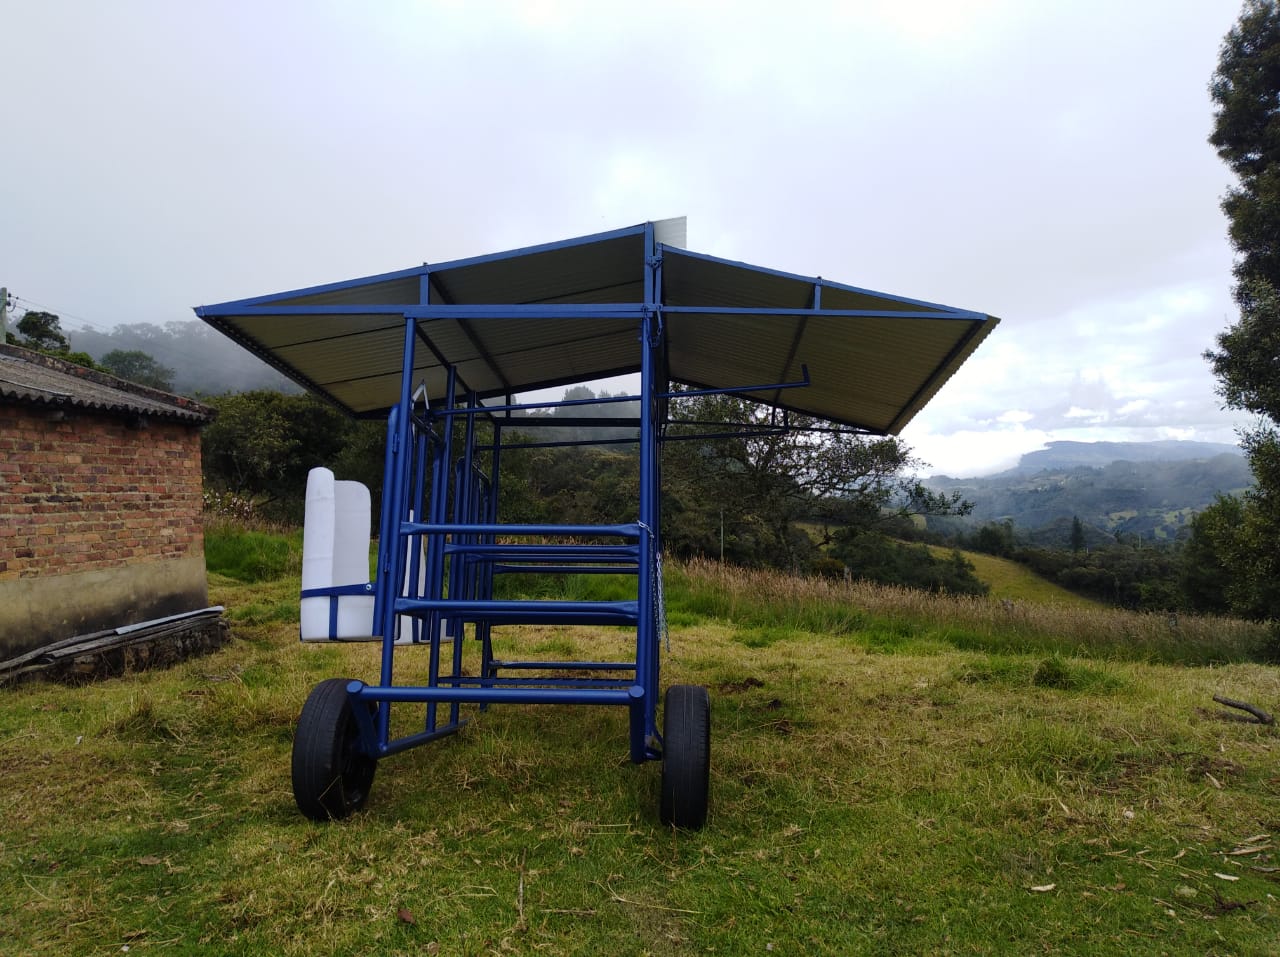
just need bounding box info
[1204,0,1280,621]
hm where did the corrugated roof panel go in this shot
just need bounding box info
[238,314,405,350]
[0,344,213,423]
[473,319,641,390]
[276,276,422,307]
[273,333,410,383]
[432,233,643,306]
[663,249,814,309]
[818,282,957,314]
[665,311,985,432]
[196,220,999,432]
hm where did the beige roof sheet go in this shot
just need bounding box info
[197,221,998,434]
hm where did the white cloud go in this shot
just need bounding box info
[997,410,1035,425]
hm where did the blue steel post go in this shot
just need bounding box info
[631,221,660,762]
[406,405,430,645]
[478,420,503,688]
[423,365,457,733]
[449,392,480,726]
[372,315,420,751]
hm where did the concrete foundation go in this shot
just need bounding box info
[0,556,208,659]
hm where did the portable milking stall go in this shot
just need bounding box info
[197,219,998,827]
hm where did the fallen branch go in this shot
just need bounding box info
[1212,695,1275,726]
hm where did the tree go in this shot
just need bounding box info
[661,390,969,568]
[1182,497,1245,614]
[1070,515,1086,553]
[1209,0,1280,299]
[972,520,1016,557]
[99,349,176,391]
[13,310,69,352]
[1205,0,1280,620]
[201,391,381,522]
[829,529,988,597]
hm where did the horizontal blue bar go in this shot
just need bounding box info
[196,304,409,317]
[379,722,466,758]
[402,521,640,538]
[479,436,641,451]
[444,391,642,416]
[355,684,643,707]
[490,660,635,671]
[492,564,637,576]
[406,303,645,320]
[660,305,987,321]
[394,598,639,625]
[437,676,635,689]
[444,543,639,559]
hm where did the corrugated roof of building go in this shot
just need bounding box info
[196,219,999,435]
[0,344,214,424]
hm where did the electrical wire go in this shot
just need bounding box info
[8,295,118,332]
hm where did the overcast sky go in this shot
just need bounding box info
[1,0,1254,475]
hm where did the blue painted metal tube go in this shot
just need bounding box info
[445,543,639,558]
[488,660,635,671]
[393,598,639,625]
[355,684,642,707]
[372,406,400,638]
[478,436,641,452]
[453,548,638,561]
[654,305,987,320]
[491,565,638,576]
[376,317,422,747]
[436,674,635,687]
[401,521,640,537]
[403,416,430,646]
[425,366,458,733]
[449,395,480,726]
[477,424,502,682]
[404,303,646,320]
[201,302,984,322]
[379,723,467,758]
[435,390,644,417]
[630,223,658,765]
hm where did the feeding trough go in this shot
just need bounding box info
[197,219,998,827]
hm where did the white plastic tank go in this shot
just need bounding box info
[300,467,376,640]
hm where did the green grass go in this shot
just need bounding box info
[926,545,1101,607]
[204,520,302,583]
[3,539,1278,955]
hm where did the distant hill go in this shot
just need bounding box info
[1006,440,1241,475]
[925,441,1253,545]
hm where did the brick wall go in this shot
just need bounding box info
[0,404,204,581]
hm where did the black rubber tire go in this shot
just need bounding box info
[660,684,711,829]
[292,678,378,821]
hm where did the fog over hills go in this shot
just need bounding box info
[925,440,1252,544]
[1003,440,1242,476]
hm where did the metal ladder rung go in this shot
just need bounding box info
[394,598,639,626]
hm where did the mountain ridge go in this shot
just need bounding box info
[924,440,1252,544]
[931,440,1242,482]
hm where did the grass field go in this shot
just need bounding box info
[2,531,1278,955]
[923,545,1101,608]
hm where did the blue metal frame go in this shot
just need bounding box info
[323,224,812,770]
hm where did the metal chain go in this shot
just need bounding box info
[638,522,669,653]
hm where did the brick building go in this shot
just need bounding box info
[0,343,215,658]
